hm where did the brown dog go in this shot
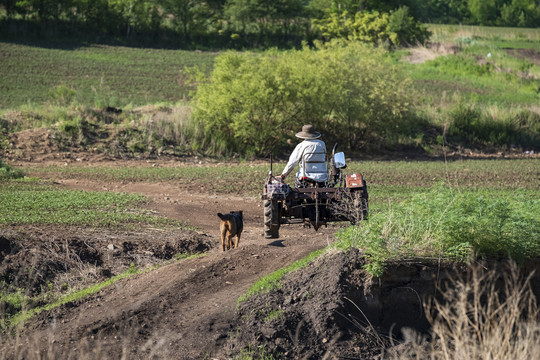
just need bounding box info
[217,211,243,251]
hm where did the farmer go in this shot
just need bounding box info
[278,124,328,186]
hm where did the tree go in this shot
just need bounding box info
[501,0,540,27]
[467,0,501,25]
[160,0,208,41]
[190,41,414,156]
[224,0,305,35]
[314,7,429,47]
[0,0,18,17]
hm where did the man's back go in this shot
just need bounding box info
[282,139,328,182]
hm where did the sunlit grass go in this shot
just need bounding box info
[0,42,216,109]
[23,158,539,203]
[0,179,181,227]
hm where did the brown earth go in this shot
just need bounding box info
[3,165,538,359]
[1,145,539,359]
[505,48,540,66]
[0,165,342,359]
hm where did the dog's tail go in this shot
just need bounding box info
[217,213,227,220]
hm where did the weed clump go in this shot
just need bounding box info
[0,159,23,180]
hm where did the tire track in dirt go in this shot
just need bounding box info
[5,179,340,359]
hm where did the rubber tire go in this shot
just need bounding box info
[263,200,280,239]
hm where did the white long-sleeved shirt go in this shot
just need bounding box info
[281,139,328,182]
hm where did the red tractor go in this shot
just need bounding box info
[262,146,368,238]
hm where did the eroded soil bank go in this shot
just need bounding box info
[228,248,540,359]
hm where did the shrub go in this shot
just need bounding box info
[335,185,540,276]
[0,159,23,180]
[191,40,414,156]
[313,7,430,47]
[48,84,76,106]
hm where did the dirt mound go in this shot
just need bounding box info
[505,48,540,66]
[0,225,213,307]
[228,248,540,359]
[228,248,403,358]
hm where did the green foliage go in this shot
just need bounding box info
[335,185,540,276]
[314,7,430,46]
[446,103,540,148]
[0,179,180,227]
[191,40,414,156]
[1,0,539,50]
[388,6,431,46]
[0,159,23,179]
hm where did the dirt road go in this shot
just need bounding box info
[4,176,339,359]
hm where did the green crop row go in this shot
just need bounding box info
[0,179,181,227]
[0,42,216,109]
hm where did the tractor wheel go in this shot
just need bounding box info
[263,199,280,239]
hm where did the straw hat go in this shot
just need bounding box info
[295,125,321,139]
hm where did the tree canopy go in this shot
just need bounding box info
[1,0,538,47]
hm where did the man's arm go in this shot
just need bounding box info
[280,142,304,179]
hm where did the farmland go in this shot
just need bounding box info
[1,23,540,360]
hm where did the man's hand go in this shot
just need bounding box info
[276,174,285,183]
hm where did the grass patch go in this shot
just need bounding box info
[234,345,281,360]
[335,185,540,276]
[24,158,540,201]
[237,248,327,305]
[0,178,181,227]
[0,42,216,109]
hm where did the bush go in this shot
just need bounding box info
[190,40,414,157]
[48,84,76,106]
[0,159,23,180]
[335,185,540,276]
[313,7,430,47]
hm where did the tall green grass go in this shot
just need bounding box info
[335,185,540,276]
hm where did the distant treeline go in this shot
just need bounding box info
[0,0,539,48]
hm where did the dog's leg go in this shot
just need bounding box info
[234,232,241,249]
[227,234,233,250]
[221,226,227,252]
